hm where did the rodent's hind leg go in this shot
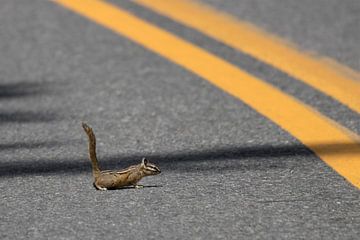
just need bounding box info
[93,182,108,191]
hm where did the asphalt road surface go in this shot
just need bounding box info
[1,0,359,239]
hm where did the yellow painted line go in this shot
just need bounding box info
[54,0,360,188]
[135,0,360,114]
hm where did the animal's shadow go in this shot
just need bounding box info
[95,184,163,191]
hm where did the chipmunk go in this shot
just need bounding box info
[82,122,161,190]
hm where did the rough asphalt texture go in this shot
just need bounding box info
[203,0,360,71]
[0,0,359,239]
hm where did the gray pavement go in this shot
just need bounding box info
[202,0,360,71]
[0,0,359,239]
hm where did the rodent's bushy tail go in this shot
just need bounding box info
[82,122,101,178]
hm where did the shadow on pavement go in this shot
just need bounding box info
[0,111,58,123]
[0,140,73,151]
[101,185,164,191]
[0,81,60,123]
[0,81,46,99]
[0,142,358,178]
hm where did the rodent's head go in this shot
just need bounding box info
[141,158,161,175]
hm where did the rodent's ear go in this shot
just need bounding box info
[142,158,148,166]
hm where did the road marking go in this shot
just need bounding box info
[54,0,360,188]
[135,0,360,114]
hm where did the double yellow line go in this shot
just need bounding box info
[137,0,360,114]
[54,0,360,188]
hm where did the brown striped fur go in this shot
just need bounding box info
[82,123,161,190]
